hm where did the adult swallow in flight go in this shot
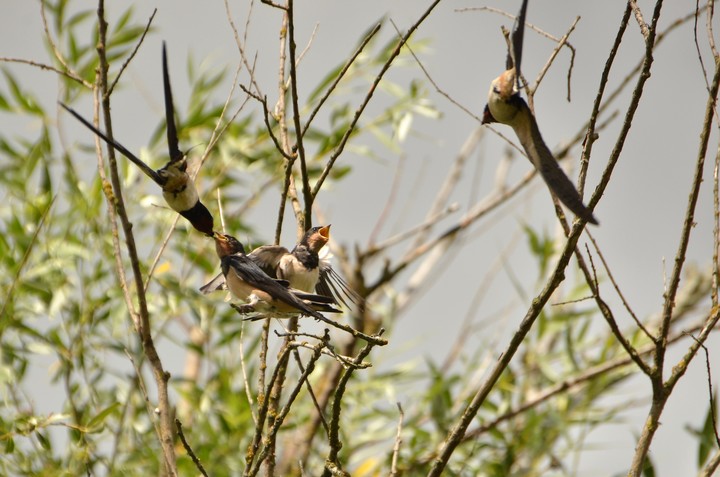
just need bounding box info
[481,0,598,225]
[201,225,363,309]
[60,43,215,235]
[212,232,341,319]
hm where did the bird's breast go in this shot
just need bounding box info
[278,255,319,292]
[160,170,199,212]
[225,270,257,302]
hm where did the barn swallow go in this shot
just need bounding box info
[59,43,214,235]
[212,232,341,319]
[201,225,363,309]
[482,0,598,225]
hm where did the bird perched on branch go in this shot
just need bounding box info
[212,232,341,319]
[481,0,598,225]
[201,225,363,310]
[60,42,214,236]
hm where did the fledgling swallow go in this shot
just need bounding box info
[60,43,214,235]
[201,225,363,309]
[212,232,341,319]
[482,0,598,225]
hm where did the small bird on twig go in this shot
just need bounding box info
[211,232,341,320]
[482,0,598,225]
[60,42,215,235]
[201,225,363,310]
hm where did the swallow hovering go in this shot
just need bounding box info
[212,232,341,319]
[60,43,214,236]
[201,225,363,309]
[482,0,598,225]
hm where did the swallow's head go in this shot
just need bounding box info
[213,232,245,258]
[158,159,189,192]
[303,224,331,252]
[484,69,521,125]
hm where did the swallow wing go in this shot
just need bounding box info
[223,254,324,319]
[248,245,290,278]
[199,271,226,294]
[316,261,365,311]
[162,43,183,164]
[515,100,598,224]
[507,0,529,80]
[60,103,163,184]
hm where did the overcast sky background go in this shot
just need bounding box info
[2,1,720,475]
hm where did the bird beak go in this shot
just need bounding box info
[318,224,331,239]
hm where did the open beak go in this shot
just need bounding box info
[318,224,331,239]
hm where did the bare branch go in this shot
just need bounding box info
[106,8,156,97]
[586,233,655,340]
[390,403,405,477]
[175,419,209,477]
[0,57,90,87]
[95,1,176,472]
[629,0,651,40]
[311,0,444,199]
[301,22,382,137]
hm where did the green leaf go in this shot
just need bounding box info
[87,402,121,431]
[642,453,655,477]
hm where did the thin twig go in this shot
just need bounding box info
[95,1,176,473]
[687,334,720,449]
[529,17,579,99]
[40,0,88,87]
[428,4,639,473]
[311,0,444,199]
[301,22,382,137]
[586,234,654,340]
[0,196,55,321]
[582,245,652,376]
[240,86,293,161]
[390,402,404,476]
[106,8,156,97]
[394,20,482,123]
[457,320,706,445]
[291,348,330,434]
[238,321,258,424]
[286,0,312,229]
[244,341,292,474]
[225,0,264,96]
[0,57,90,87]
[248,336,328,476]
[175,419,209,477]
[629,0,651,40]
[322,338,380,477]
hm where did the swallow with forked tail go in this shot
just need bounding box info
[482,0,598,225]
[60,43,214,235]
[212,232,341,319]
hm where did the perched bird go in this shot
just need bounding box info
[201,225,363,309]
[212,232,341,319]
[60,43,214,235]
[482,0,598,225]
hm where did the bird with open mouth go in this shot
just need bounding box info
[211,232,341,320]
[201,225,363,310]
